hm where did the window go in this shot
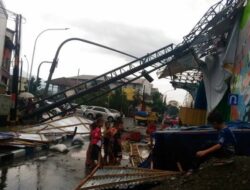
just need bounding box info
[93,107,106,113]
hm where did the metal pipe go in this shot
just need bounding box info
[36,61,52,82]
[19,58,23,94]
[10,14,22,121]
[23,55,29,81]
[29,28,69,89]
[43,37,138,97]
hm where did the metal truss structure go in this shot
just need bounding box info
[20,0,245,122]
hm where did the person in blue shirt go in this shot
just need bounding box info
[186,111,237,175]
[196,111,237,159]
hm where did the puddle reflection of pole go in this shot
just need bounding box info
[36,163,41,190]
[0,167,8,189]
[18,166,20,190]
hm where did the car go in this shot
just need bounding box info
[84,106,121,121]
[44,100,62,115]
[80,105,88,113]
[83,106,94,117]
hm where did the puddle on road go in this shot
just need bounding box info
[0,148,87,190]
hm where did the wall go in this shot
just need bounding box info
[142,79,152,95]
[0,0,7,81]
[1,29,14,86]
[231,0,250,121]
[122,87,135,101]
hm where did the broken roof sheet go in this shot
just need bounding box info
[158,53,199,79]
[75,166,179,190]
[14,133,49,142]
[22,116,92,135]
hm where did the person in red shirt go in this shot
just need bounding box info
[109,118,123,165]
[103,121,112,164]
[146,120,157,147]
[85,115,103,169]
[90,118,103,167]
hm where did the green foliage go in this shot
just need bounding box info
[131,90,141,107]
[76,88,130,115]
[109,89,129,114]
[76,90,109,107]
[165,104,179,117]
[151,91,166,114]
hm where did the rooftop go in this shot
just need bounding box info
[50,74,149,87]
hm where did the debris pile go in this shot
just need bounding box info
[0,116,91,151]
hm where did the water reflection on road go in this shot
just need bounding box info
[0,146,87,190]
[0,118,140,190]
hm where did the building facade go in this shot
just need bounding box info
[50,74,153,100]
[1,29,14,86]
[0,0,7,82]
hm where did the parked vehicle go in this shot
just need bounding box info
[134,111,158,126]
[84,106,121,121]
[44,100,62,115]
[83,106,94,117]
[75,105,87,115]
[80,105,87,113]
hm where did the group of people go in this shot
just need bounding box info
[85,111,237,176]
[85,114,123,169]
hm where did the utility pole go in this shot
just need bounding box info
[141,85,146,111]
[10,14,22,122]
[19,58,23,94]
[76,68,80,85]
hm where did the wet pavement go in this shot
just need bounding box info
[0,145,87,190]
[0,118,148,190]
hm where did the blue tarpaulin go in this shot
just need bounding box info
[150,122,250,171]
[0,132,14,140]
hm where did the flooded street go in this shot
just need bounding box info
[0,146,87,190]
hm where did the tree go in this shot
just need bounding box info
[131,90,141,107]
[109,89,129,115]
[76,90,109,107]
[151,91,166,114]
[165,104,179,117]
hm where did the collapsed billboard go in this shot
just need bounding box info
[231,1,250,121]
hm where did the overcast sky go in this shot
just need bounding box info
[4,0,218,103]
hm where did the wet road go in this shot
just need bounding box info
[0,145,87,190]
[0,118,142,190]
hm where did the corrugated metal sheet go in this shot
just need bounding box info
[22,116,92,135]
[75,166,179,190]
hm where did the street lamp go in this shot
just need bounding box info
[44,37,138,96]
[24,55,29,80]
[36,61,52,82]
[28,28,69,84]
